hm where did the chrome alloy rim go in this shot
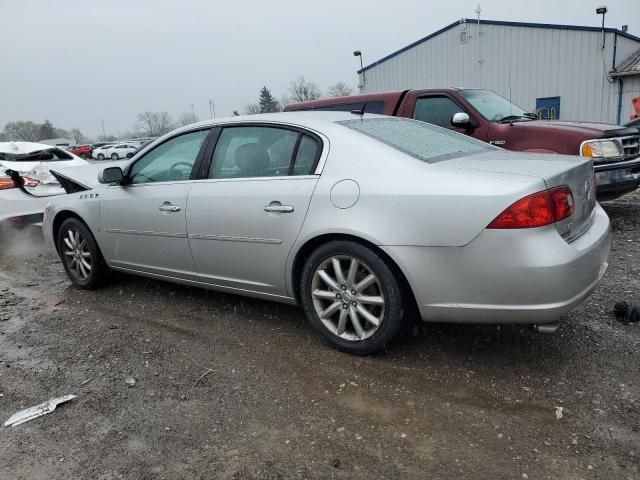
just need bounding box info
[62,228,92,281]
[311,255,385,341]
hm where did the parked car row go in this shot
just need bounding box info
[65,138,157,161]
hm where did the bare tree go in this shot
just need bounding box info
[279,94,291,110]
[136,111,174,136]
[4,121,42,141]
[244,104,261,115]
[327,82,354,97]
[70,128,84,144]
[288,76,321,102]
[178,112,199,127]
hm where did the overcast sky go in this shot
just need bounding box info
[1,0,638,139]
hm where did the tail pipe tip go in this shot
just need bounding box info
[532,322,559,334]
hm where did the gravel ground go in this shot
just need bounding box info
[0,193,639,479]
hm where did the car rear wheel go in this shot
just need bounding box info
[300,240,406,355]
[97,154,105,160]
[57,218,108,289]
[80,153,88,159]
[111,153,119,160]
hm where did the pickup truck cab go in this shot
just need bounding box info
[285,88,640,200]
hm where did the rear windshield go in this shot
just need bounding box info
[337,117,493,163]
[0,147,74,162]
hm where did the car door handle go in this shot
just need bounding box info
[158,204,181,212]
[264,204,294,213]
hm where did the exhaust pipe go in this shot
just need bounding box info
[532,322,559,334]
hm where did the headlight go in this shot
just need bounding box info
[580,139,622,159]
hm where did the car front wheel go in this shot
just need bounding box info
[111,153,119,160]
[300,240,406,355]
[57,218,108,289]
[97,154,105,160]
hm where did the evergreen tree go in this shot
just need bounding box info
[38,119,55,140]
[258,87,280,113]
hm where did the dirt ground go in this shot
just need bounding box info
[0,193,639,480]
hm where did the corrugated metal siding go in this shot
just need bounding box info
[620,76,640,124]
[360,23,640,125]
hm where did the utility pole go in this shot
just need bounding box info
[209,99,215,119]
[101,118,106,141]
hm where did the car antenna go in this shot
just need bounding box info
[351,102,368,115]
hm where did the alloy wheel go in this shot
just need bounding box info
[61,228,93,281]
[311,255,385,341]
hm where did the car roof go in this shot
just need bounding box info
[175,111,386,135]
[0,141,65,154]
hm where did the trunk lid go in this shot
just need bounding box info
[448,150,596,241]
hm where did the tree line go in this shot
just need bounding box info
[1,77,354,143]
[0,120,86,144]
[243,77,353,114]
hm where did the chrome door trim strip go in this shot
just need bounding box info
[188,233,282,244]
[105,228,187,238]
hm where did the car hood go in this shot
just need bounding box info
[50,160,129,192]
[506,119,639,139]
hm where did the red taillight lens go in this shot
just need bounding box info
[549,185,574,222]
[22,177,41,187]
[0,176,16,190]
[488,186,574,229]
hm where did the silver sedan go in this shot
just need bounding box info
[41,112,610,354]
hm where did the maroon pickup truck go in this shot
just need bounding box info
[285,88,640,200]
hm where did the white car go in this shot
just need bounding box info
[99,143,138,160]
[0,142,88,227]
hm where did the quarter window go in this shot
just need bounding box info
[129,129,209,184]
[208,126,320,179]
[414,96,466,129]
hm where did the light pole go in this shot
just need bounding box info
[596,6,608,50]
[209,99,215,119]
[353,50,365,90]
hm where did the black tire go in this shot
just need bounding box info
[111,153,119,160]
[57,217,108,289]
[300,240,406,355]
[80,153,88,159]
[97,154,105,160]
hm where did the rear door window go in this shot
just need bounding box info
[208,126,321,179]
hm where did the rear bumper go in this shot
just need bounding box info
[594,156,640,200]
[382,204,610,325]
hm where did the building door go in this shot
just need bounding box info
[536,97,561,120]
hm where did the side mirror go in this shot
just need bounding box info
[98,166,124,184]
[451,112,471,128]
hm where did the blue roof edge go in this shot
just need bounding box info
[357,18,640,74]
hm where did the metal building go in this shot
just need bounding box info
[357,19,640,125]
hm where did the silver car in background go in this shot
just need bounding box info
[41,112,610,354]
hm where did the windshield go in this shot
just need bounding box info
[460,89,532,122]
[338,117,494,163]
[0,147,74,162]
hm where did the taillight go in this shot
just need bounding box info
[0,176,40,190]
[488,186,574,229]
[0,176,16,190]
[22,177,41,187]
